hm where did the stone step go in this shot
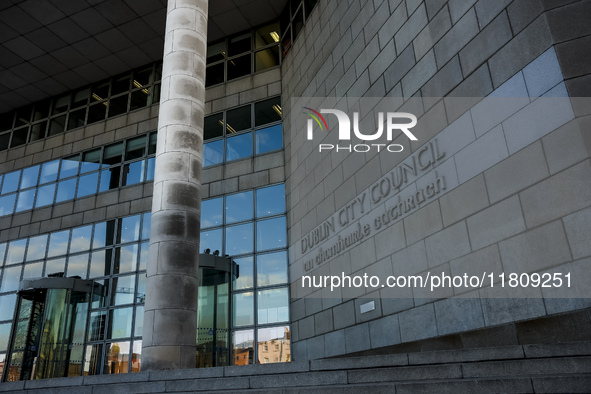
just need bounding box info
[5,342,591,393]
[163,376,591,393]
[407,344,524,365]
[462,356,591,378]
[523,340,591,358]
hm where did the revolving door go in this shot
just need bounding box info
[2,277,100,381]
[196,254,238,368]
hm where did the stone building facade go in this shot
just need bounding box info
[0,0,589,384]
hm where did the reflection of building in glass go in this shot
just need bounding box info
[257,327,290,364]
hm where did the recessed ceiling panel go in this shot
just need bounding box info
[0,0,288,112]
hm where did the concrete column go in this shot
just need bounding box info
[142,0,208,370]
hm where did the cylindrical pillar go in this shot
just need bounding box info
[142,0,208,370]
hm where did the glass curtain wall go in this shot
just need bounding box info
[204,97,283,167]
[0,64,162,151]
[201,183,290,364]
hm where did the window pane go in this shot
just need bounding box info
[233,256,253,290]
[26,234,47,261]
[232,329,254,365]
[200,229,222,254]
[0,243,5,265]
[33,100,50,121]
[225,223,253,256]
[0,112,14,132]
[35,183,55,208]
[55,178,76,203]
[68,108,86,130]
[15,189,36,212]
[106,341,130,374]
[20,165,40,189]
[256,217,287,251]
[226,105,251,134]
[60,154,80,179]
[6,239,27,265]
[256,184,285,218]
[45,257,66,277]
[228,32,251,56]
[30,121,47,141]
[146,157,155,181]
[134,306,144,337]
[201,197,222,229]
[108,95,129,118]
[227,54,251,81]
[225,191,253,224]
[138,242,149,271]
[2,171,20,194]
[11,127,28,148]
[109,308,133,339]
[53,95,69,114]
[49,115,66,136]
[255,47,280,72]
[148,132,157,155]
[255,97,282,126]
[204,113,224,140]
[39,160,60,184]
[114,244,138,274]
[141,213,151,240]
[257,326,290,364]
[226,132,252,161]
[293,7,304,37]
[71,225,92,253]
[136,274,146,303]
[255,22,280,48]
[0,194,16,216]
[134,66,152,85]
[99,166,121,191]
[0,324,12,352]
[103,143,124,166]
[255,124,283,154]
[77,172,99,198]
[81,148,101,173]
[257,251,288,287]
[257,288,289,324]
[90,249,112,278]
[122,161,144,186]
[88,103,107,124]
[113,74,131,95]
[0,294,17,320]
[207,41,225,64]
[67,253,89,279]
[0,133,9,151]
[48,230,70,258]
[0,266,21,292]
[111,275,135,306]
[131,340,142,372]
[118,215,141,243]
[88,312,107,342]
[84,343,105,375]
[205,63,224,87]
[233,292,254,327]
[72,87,90,108]
[93,82,109,102]
[23,262,43,279]
[204,140,223,167]
[93,220,116,249]
[130,89,150,111]
[126,136,146,160]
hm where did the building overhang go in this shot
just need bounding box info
[0,0,287,113]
